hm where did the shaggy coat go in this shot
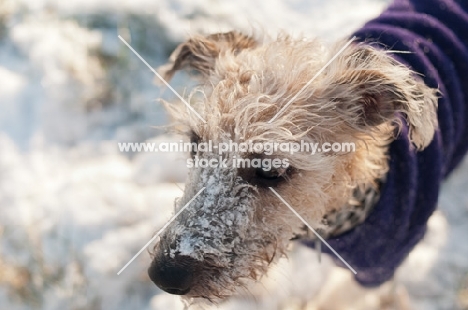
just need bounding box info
[148,0,468,301]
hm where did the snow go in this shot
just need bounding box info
[0,0,467,309]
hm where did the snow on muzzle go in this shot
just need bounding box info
[148,162,257,296]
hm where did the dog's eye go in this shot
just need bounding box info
[255,167,281,180]
[238,163,294,187]
[254,166,293,187]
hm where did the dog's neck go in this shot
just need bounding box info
[292,174,385,241]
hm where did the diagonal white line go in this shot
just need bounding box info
[117,187,206,275]
[269,187,357,274]
[268,36,356,123]
[118,35,207,124]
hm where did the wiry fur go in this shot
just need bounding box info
[149,31,438,302]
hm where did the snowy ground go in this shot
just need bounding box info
[0,0,467,309]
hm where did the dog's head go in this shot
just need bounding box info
[148,31,438,301]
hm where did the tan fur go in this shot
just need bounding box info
[151,31,438,301]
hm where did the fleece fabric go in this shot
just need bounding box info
[304,0,468,286]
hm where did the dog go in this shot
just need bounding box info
[147,0,468,303]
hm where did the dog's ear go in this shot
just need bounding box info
[324,43,438,150]
[158,31,257,81]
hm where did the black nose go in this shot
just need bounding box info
[148,255,197,295]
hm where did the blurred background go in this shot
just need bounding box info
[0,0,467,309]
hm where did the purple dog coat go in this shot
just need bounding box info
[304,0,468,286]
